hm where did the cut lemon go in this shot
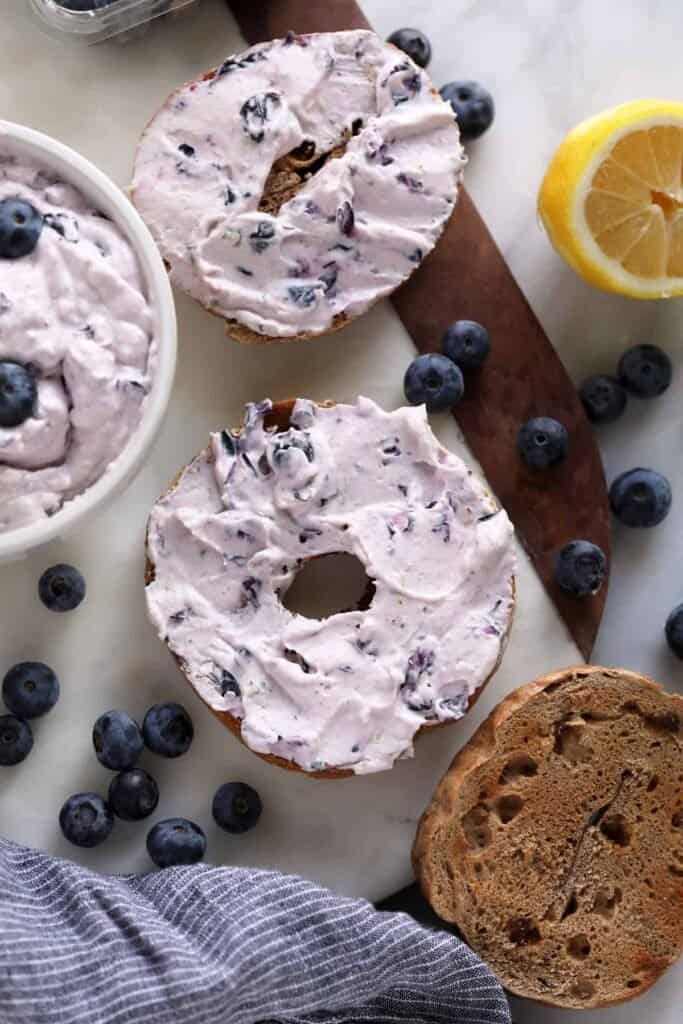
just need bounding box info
[538,99,683,298]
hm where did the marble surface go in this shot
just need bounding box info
[1,2,681,1021]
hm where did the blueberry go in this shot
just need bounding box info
[517,417,569,469]
[442,320,491,371]
[0,198,43,259]
[579,374,627,424]
[2,662,60,719]
[387,28,432,68]
[38,564,86,613]
[59,793,113,848]
[146,818,206,869]
[618,344,671,398]
[0,715,33,766]
[0,362,37,428]
[665,604,683,659]
[609,468,672,527]
[439,81,494,141]
[404,353,464,412]
[93,710,144,771]
[108,768,159,821]
[142,702,194,758]
[212,782,262,834]
[555,540,608,597]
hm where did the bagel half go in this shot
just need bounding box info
[131,31,464,345]
[413,665,683,1008]
[145,399,516,777]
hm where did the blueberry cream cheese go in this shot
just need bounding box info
[132,30,465,342]
[145,398,516,775]
[0,153,157,531]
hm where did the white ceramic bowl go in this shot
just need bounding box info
[0,120,177,563]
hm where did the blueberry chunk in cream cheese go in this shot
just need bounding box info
[132,30,465,339]
[145,398,516,775]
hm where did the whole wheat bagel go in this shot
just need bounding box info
[413,664,683,1008]
[145,398,516,777]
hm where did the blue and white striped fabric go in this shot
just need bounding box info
[0,837,510,1024]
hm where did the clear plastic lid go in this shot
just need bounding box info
[30,0,201,44]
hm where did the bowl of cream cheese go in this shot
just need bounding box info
[0,120,176,562]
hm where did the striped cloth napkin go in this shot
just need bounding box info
[0,837,510,1023]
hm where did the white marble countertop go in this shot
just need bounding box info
[1,2,682,1022]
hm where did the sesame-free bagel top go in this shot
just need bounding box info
[145,398,516,775]
[132,30,464,340]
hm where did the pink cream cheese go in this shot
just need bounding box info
[0,154,156,531]
[132,30,465,338]
[146,398,516,774]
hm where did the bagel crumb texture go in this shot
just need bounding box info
[413,665,683,1008]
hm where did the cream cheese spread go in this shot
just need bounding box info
[146,397,516,774]
[132,30,465,338]
[0,154,157,531]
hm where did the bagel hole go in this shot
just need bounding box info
[281,553,375,620]
[259,133,350,216]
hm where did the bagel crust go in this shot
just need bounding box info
[413,665,683,1008]
[132,30,464,343]
[145,398,516,776]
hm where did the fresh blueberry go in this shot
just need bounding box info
[555,540,608,597]
[2,662,60,719]
[0,362,37,428]
[212,782,262,834]
[439,81,494,141]
[665,604,683,659]
[609,468,672,527]
[442,320,491,371]
[404,353,464,412]
[0,198,43,259]
[108,768,159,822]
[93,710,144,771]
[579,374,627,424]
[0,715,33,766]
[142,702,194,758]
[517,417,569,469]
[38,564,86,613]
[146,818,206,869]
[387,28,432,68]
[618,344,671,398]
[59,793,114,848]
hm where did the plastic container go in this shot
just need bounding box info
[30,0,200,45]
[0,121,177,563]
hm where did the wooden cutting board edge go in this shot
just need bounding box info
[226,0,611,661]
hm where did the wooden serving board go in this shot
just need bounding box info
[227,0,610,661]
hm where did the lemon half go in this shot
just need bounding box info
[538,99,683,298]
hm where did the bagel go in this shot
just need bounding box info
[131,30,464,343]
[413,665,683,1008]
[145,397,516,776]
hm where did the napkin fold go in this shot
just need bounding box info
[0,837,510,1024]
